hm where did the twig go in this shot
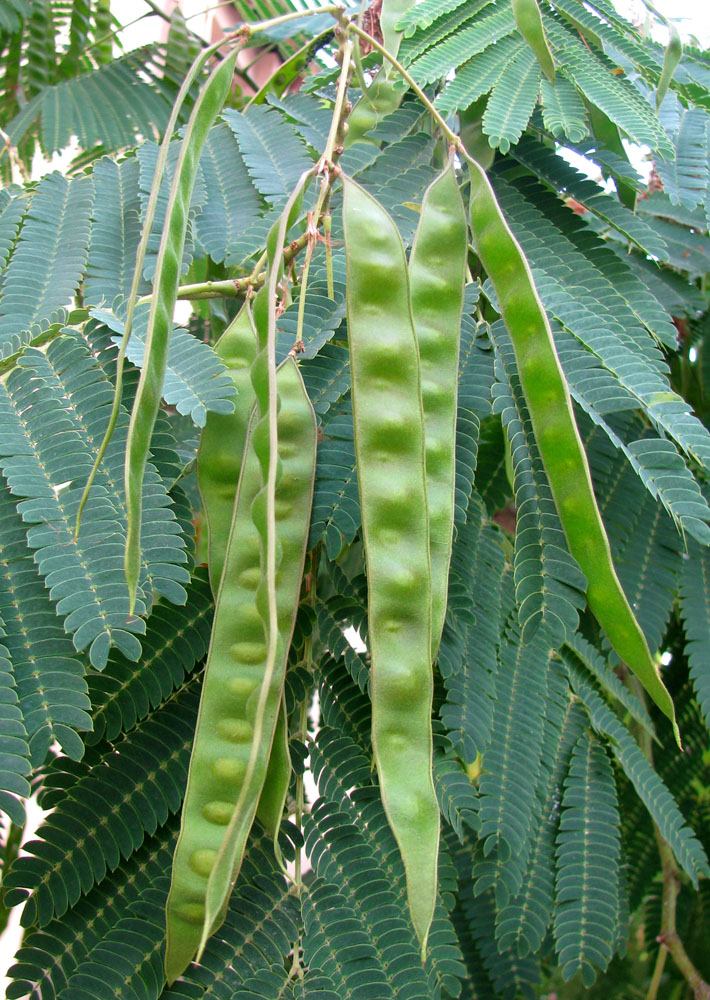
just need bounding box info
[0,125,29,182]
[632,679,710,1000]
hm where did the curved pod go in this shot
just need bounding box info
[512,0,555,83]
[467,157,679,745]
[124,50,238,612]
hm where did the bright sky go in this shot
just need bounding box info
[619,0,710,45]
[112,0,710,49]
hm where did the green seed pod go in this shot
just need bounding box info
[656,23,682,110]
[255,697,291,838]
[512,0,556,83]
[197,303,257,595]
[124,49,239,613]
[343,173,439,957]
[164,358,316,984]
[409,160,468,659]
[466,155,680,746]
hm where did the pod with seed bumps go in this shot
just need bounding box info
[466,153,680,746]
[409,158,467,660]
[197,303,257,595]
[343,173,439,958]
[165,357,316,983]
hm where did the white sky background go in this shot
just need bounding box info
[2,0,710,990]
[111,0,710,49]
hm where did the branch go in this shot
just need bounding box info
[648,834,710,1000]
[632,679,710,1000]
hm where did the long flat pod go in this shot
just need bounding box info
[197,303,257,595]
[466,157,680,745]
[342,174,439,955]
[124,48,238,612]
[409,160,467,660]
[165,358,316,983]
[512,0,556,83]
[256,695,291,837]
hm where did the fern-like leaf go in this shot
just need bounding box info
[475,619,552,908]
[3,681,198,927]
[512,138,668,260]
[483,45,540,154]
[539,74,589,143]
[544,13,674,158]
[433,727,480,840]
[409,4,516,86]
[84,157,145,308]
[564,633,655,736]
[193,121,262,264]
[565,657,710,885]
[8,48,179,158]
[496,671,587,958]
[0,189,26,272]
[0,173,93,358]
[679,538,710,731]
[6,823,178,1000]
[300,340,350,416]
[656,95,708,212]
[0,616,31,825]
[95,305,236,428]
[307,727,466,999]
[0,332,189,667]
[87,570,213,744]
[222,104,314,205]
[0,478,91,765]
[435,36,524,116]
[440,497,505,763]
[309,395,360,559]
[554,731,621,985]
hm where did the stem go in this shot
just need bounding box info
[323,214,334,299]
[295,223,316,347]
[347,22,458,147]
[320,35,354,167]
[175,227,315,300]
[86,5,184,57]
[0,126,29,181]
[632,679,710,1000]
[654,835,710,1000]
[140,0,172,24]
[645,944,667,1000]
[247,5,343,38]
[0,819,24,934]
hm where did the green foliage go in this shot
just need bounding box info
[1,2,710,999]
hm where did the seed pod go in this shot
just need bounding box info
[124,49,238,613]
[197,303,257,595]
[409,159,468,659]
[165,358,316,983]
[512,0,556,83]
[343,173,439,956]
[466,155,680,746]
